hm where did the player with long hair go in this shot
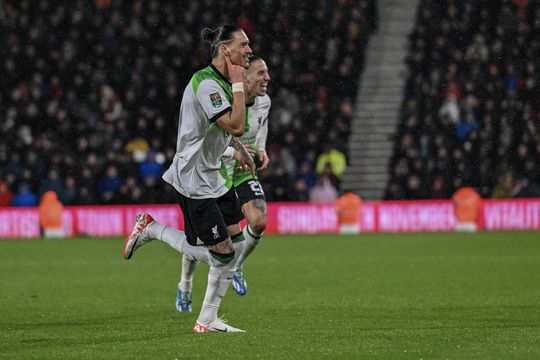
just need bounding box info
[123,25,254,333]
[177,57,272,312]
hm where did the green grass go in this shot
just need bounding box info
[1,232,539,359]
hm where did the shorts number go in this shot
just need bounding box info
[248,180,264,196]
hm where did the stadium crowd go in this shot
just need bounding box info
[385,0,540,200]
[0,0,376,206]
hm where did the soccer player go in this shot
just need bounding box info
[123,25,254,333]
[176,57,271,312]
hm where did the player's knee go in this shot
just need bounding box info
[246,213,264,234]
[207,237,235,266]
[208,249,236,267]
[245,199,267,235]
[250,218,266,235]
[248,211,266,234]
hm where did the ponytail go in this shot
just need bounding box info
[201,24,242,58]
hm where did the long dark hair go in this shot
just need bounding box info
[201,25,242,58]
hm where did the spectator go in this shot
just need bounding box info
[38,169,64,198]
[63,176,78,205]
[0,181,15,207]
[139,152,164,183]
[97,165,123,203]
[388,0,540,199]
[292,179,309,202]
[12,183,38,207]
[295,161,317,190]
[316,146,347,181]
[457,113,480,141]
[321,163,340,190]
[309,175,339,203]
[511,178,540,198]
[438,94,460,125]
[1,0,376,204]
[265,165,292,202]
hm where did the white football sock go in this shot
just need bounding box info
[147,221,210,265]
[235,225,263,270]
[197,241,244,324]
[179,254,199,293]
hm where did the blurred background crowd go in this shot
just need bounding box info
[385,0,540,200]
[1,0,539,208]
[0,0,376,206]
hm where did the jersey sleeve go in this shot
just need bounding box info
[222,146,235,159]
[196,79,232,122]
[255,96,271,150]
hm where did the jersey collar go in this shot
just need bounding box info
[210,64,232,85]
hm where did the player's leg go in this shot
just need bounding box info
[174,190,216,309]
[123,214,225,265]
[123,212,244,331]
[124,189,245,331]
[194,234,244,333]
[193,188,246,332]
[162,204,243,331]
[232,180,267,295]
[176,189,245,312]
[177,224,242,312]
[238,198,267,266]
[176,254,198,312]
[123,191,245,273]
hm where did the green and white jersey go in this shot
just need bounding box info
[163,65,234,199]
[224,94,271,187]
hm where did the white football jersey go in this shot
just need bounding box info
[163,65,234,199]
[224,94,271,186]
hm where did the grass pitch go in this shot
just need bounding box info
[1,232,539,359]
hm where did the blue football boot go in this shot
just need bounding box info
[232,269,247,296]
[176,288,192,312]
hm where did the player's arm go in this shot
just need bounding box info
[215,92,245,136]
[230,137,255,177]
[254,102,270,170]
[216,55,246,136]
[255,118,268,151]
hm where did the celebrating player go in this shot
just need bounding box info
[123,25,254,333]
[176,57,272,312]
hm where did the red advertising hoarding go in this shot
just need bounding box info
[1,199,539,239]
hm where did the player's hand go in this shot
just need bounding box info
[224,54,246,84]
[233,149,256,178]
[257,150,269,170]
[243,144,257,157]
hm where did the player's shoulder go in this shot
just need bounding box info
[192,67,228,93]
[256,94,272,109]
[192,66,213,83]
